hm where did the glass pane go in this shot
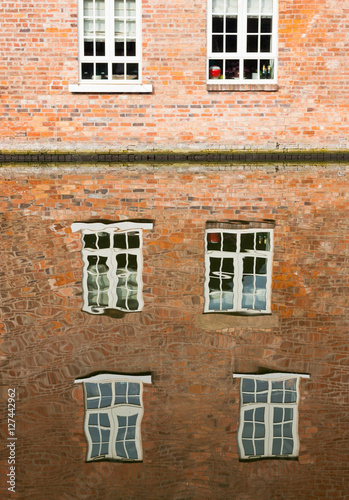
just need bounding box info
[209,294,221,310]
[100,383,112,397]
[255,423,265,438]
[96,0,105,15]
[242,294,253,309]
[221,292,234,309]
[127,255,138,272]
[84,0,94,16]
[115,19,124,36]
[101,428,110,442]
[126,39,136,56]
[242,378,254,392]
[242,275,254,293]
[118,415,127,426]
[128,395,140,405]
[226,59,239,79]
[84,40,94,56]
[116,442,127,458]
[255,440,264,455]
[96,232,109,249]
[273,407,283,423]
[242,439,254,456]
[256,275,267,290]
[117,427,126,440]
[261,0,272,13]
[256,392,268,402]
[82,62,94,80]
[212,0,224,13]
[283,422,293,438]
[128,414,138,426]
[126,20,136,36]
[273,423,282,437]
[243,59,258,79]
[247,0,259,13]
[242,422,253,438]
[226,35,237,52]
[89,427,100,443]
[210,257,221,274]
[243,256,254,274]
[95,19,105,35]
[212,15,224,32]
[256,380,268,392]
[241,233,254,251]
[212,35,223,52]
[125,441,138,459]
[242,392,255,403]
[226,0,238,13]
[256,232,270,250]
[226,15,237,32]
[127,63,139,79]
[261,35,272,52]
[116,253,127,269]
[209,60,223,79]
[127,232,140,249]
[260,59,273,78]
[91,444,100,458]
[285,391,297,403]
[100,442,109,455]
[115,40,124,56]
[113,233,126,249]
[282,439,294,455]
[84,19,93,36]
[100,413,110,427]
[87,398,99,409]
[96,40,105,56]
[271,391,283,403]
[256,258,267,274]
[100,396,112,407]
[96,63,108,79]
[255,407,265,422]
[115,0,124,16]
[89,413,98,425]
[126,426,136,440]
[86,383,99,398]
[222,257,234,274]
[84,233,97,249]
[272,438,281,455]
[285,408,293,421]
[126,0,136,16]
[255,292,266,310]
[247,35,258,52]
[261,16,272,32]
[207,232,221,249]
[247,16,259,33]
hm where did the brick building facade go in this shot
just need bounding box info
[0,0,348,152]
[1,0,349,498]
[1,163,348,499]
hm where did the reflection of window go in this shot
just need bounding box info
[75,374,152,462]
[207,0,278,83]
[204,227,273,313]
[72,221,153,315]
[234,373,310,460]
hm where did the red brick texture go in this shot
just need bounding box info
[1,163,348,499]
[0,1,348,151]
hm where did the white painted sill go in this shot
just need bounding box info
[69,83,153,93]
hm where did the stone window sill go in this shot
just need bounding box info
[197,313,279,330]
[207,83,278,92]
[68,83,153,93]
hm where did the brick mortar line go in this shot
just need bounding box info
[0,152,349,164]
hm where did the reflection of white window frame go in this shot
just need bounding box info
[204,228,273,314]
[72,221,153,315]
[234,373,310,460]
[207,0,278,84]
[75,373,152,462]
[69,0,152,93]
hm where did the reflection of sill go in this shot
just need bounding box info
[207,83,278,92]
[197,313,278,330]
[69,83,153,93]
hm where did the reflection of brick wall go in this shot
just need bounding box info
[0,1,348,151]
[1,163,348,499]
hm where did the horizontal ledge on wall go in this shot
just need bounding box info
[68,83,153,93]
[0,152,348,164]
[207,83,279,92]
[197,313,279,330]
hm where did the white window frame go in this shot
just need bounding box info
[207,0,278,84]
[204,228,273,314]
[75,374,152,462]
[71,221,153,315]
[69,0,152,93]
[234,373,310,460]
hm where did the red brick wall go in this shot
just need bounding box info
[1,163,348,499]
[0,0,348,151]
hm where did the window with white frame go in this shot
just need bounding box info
[75,374,152,462]
[71,221,153,315]
[69,0,152,92]
[234,373,310,460]
[207,0,278,83]
[204,226,273,313]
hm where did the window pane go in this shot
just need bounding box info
[84,0,94,16]
[272,438,281,455]
[242,378,254,392]
[96,40,105,56]
[97,232,110,249]
[127,63,139,79]
[273,407,283,423]
[128,414,138,426]
[261,35,272,52]
[256,257,266,274]
[222,257,234,275]
[255,423,265,438]
[212,35,224,52]
[261,16,272,32]
[126,20,136,36]
[256,232,270,250]
[212,0,224,13]
[247,16,259,33]
[255,440,264,455]
[84,40,94,56]
[212,15,224,32]
[89,413,98,425]
[96,63,108,79]
[254,292,266,310]
[125,441,138,459]
[243,59,258,79]
[127,39,137,58]
[225,59,239,79]
[100,413,110,427]
[242,275,254,294]
[207,232,221,249]
[86,383,99,398]
[209,60,223,79]
[283,422,293,438]
[226,35,237,52]
[91,444,100,458]
[242,439,254,456]
[241,233,254,251]
[115,40,124,56]
[89,426,100,443]
[243,256,254,274]
[226,0,238,13]
[282,439,294,455]
[247,0,259,13]
[247,35,258,52]
[96,0,105,15]
[255,407,265,422]
[242,422,253,438]
[116,442,127,458]
[226,16,237,33]
[115,0,124,16]
[84,233,97,249]
[81,62,93,80]
[126,0,136,16]
[261,0,272,13]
